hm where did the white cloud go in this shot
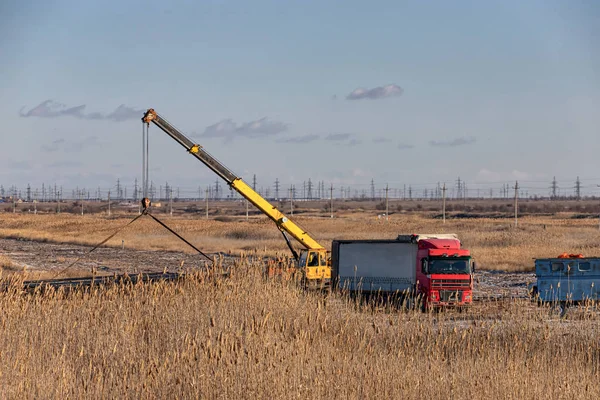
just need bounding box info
[20,100,144,122]
[277,134,320,144]
[325,133,352,141]
[429,137,476,147]
[200,117,288,140]
[346,84,404,100]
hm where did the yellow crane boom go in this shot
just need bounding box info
[141,109,326,254]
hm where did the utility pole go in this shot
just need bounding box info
[514,181,519,227]
[108,190,111,216]
[330,183,334,218]
[290,185,294,216]
[442,183,447,224]
[80,190,84,216]
[205,188,209,219]
[551,176,558,200]
[116,179,121,201]
[370,179,375,201]
[169,187,173,216]
[575,176,581,200]
[385,184,389,221]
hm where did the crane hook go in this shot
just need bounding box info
[141,197,151,213]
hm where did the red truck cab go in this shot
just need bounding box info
[413,235,474,309]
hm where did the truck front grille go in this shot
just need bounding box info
[432,279,470,289]
[439,290,462,302]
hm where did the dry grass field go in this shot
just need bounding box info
[1,210,600,397]
[0,262,599,398]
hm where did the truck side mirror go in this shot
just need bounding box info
[472,261,476,273]
[421,259,428,274]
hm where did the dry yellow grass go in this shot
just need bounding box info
[1,213,600,397]
[1,212,600,271]
[0,255,14,269]
[0,261,598,398]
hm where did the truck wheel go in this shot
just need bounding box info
[528,285,538,301]
[421,301,431,313]
[559,301,568,318]
[550,301,568,318]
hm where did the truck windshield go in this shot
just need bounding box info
[429,257,471,274]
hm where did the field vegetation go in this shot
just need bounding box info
[1,207,600,397]
[0,260,599,398]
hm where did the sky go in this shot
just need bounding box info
[1,0,599,198]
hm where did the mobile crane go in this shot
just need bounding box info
[141,109,330,287]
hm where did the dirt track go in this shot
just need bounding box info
[0,238,536,299]
[0,238,218,276]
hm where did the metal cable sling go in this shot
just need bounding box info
[47,212,146,280]
[145,211,213,262]
[48,200,214,279]
[140,197,214,263]
[47,120,214,280]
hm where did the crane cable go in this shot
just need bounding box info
[47,212,145,280]
[140,122,213,262]
[49,122,214,280]
[145,211,213,262]
[48,206,214,280]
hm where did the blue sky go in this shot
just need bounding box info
[1,0,599,197]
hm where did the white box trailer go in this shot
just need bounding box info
[332,239,417,293]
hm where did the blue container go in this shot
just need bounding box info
[533,258,600,303]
